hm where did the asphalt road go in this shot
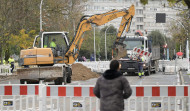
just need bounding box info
[182,71,190,85]
[69,71,179,86]
[0,71,180,86]
[0,71,188,111]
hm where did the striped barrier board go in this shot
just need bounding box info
[41,85,190,111]
[42,85,189,97]
[0,85,39,96]
[133,47,151,57]
[0,84,189,111]
[131,86,188,97]
[0,84,40,111]
[45,86,95,97]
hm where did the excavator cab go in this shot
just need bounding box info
[36,32,69,64]
[19,32,69,66]
[33,32,69,49]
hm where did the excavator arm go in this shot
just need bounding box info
[65,5,135,64]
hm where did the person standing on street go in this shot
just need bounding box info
[8,56,15,73]
[93,60,132,111]
[138,53,144,78]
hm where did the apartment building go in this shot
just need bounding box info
[84,0,179,37]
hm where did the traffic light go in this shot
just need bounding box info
[156,13,166,23]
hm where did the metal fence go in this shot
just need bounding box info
[0,65,12,76]
[0,84,189,111]
[75,61,110,73]
[159,58,189,72]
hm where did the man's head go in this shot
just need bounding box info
[110,60,121,71]
[52,39,56,42]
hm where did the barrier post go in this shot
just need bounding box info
[189,86,190,111]
[39,81,46,111]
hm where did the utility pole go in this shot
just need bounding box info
[105,25,111,61]
[94,27,96,61]
[187,38,189,71]
[40,0,44,31]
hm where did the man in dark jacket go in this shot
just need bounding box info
[93,60,132,111]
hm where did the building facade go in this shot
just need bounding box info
[84,0,179,37]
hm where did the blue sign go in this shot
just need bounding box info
[167,48,169,60]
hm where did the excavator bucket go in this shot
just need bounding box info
[113,44,127,60]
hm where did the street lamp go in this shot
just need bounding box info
[166,16,189,54]
[40,0,44,31]
[166,16,189,71]
[94,27,96,61]
[105,25,112,61]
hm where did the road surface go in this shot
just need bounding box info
[0,71,182,85]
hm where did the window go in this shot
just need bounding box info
[143,7,146,10]
[136,2,138,6]
[123,40,143,50]
[43,33,67,49]
[136,9,143,14]
[86,5,92,11]
[137,25,143,30]
[136,17,143,22]
[34,36,41,48]
[94,6,99,10]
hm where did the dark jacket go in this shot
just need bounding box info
[93,70,132,111]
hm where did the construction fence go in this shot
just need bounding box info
[0,65,12,76]
[0,84,189,111]
[76,59,190,74]
[75,61,110,73]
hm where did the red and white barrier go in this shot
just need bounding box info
[41,85,189,97]
[133,47,152,58]
[0,84,40,111]
[131,86,188,97]
[0,84,189,111]
[0,85,39,96]
[45,86,95,97]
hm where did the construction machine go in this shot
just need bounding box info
[17,5,135,85]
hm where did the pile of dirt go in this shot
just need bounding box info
[72,63,100,81]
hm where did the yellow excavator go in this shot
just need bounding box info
[17,5,135,85]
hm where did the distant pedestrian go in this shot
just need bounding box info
[82,56,86,61]
[8,56,15,73]
[172,54,176,60]
[93,60,132,111]
[163,53,166,60]
[90,54,95,61]
[78,56,84,62]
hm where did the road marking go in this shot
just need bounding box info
[136,76,144,85]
